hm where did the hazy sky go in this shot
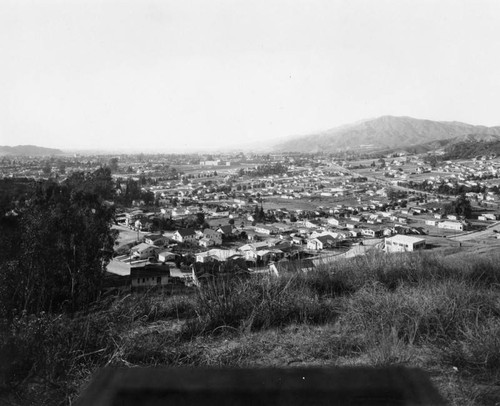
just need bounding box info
[1,0,500,151]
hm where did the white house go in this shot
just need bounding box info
[130,243,161,260]
[158,250,176,263]
[199,237,215,248]
[384,235,426,253]
[438,221,465,231]
[478,213,497,221]
[255,225,278,235]
[196,249,241,263]
[307,235,336,250]
[327,217,342,227]
[172,228,197,244]
[203,228,223,245]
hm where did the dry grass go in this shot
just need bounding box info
[2,250,500,405]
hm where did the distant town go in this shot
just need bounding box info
[2,147,500,293]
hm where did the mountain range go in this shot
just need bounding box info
[0,145,63,156]
[273,116,500,153]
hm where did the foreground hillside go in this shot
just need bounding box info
[2,250,500,405]
[274,116,500,152]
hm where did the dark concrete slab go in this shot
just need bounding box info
[76,366,446,406]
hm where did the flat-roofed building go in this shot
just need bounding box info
[438,220,465,231]
[384,234,426,253]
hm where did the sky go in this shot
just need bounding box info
[1,0,500,152]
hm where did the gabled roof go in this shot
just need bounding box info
[131,243,160,252]
[217,225,233,234]
[176,228,196,237]
[315,235,336,244]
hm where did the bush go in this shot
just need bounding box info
[441,317,500,379]
[0,310,119,403]
[108,293,197,323]
[340,279,500,346]
[182,275,340,337]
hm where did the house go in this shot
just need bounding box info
[130,264,170,289]
[158,250,176,263]
[307,235,336,250]
[199,237,215,248]
[269,259,315,275]
[327,217,342,227]
[344,220,358,229]
[425,219,439,226]
[216,225,235,236]
[196,249,241,263]
[384,234,426,253]
[302,220,322,229]
[438,221,466,231]
[203,228,223,245]
[144,234,169,246]
[478,213,497,221]
[172,228,197,244]
[130,243,161,260]
[359,227,384,238]
[255,225,278,235]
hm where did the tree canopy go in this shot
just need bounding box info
[0,169,117,318]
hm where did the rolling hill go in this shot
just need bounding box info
[0,145,63,156]
[273,116,500,153]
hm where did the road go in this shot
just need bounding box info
[447,221,500,242]
[113,224,146,246]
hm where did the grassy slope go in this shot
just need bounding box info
[2,250,500,405]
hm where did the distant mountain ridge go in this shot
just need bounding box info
[273,116,500,152]
[0,145,63,156]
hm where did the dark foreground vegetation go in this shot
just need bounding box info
[2,250,500,405]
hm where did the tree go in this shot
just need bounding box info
[387,187,407,203]
[196,212,206,227]
[108,157,119,173]
[453,193,472,218]
[427,155,438,169]
[42,163,51,176]
[0,169,117,317]
[141,190,155,206]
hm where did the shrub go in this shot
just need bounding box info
[108,293,197,323]
[0,309,120,401]
[441,317,500,380]
[182,275,340,337]
[340,279,500,346]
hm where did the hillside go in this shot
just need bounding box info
[3,250,500,405]
[0,145,63,156]
[273,116,500,153]
[390,133,500,155]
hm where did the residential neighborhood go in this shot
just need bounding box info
[3,150,500,293]
[3,151,483,291]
